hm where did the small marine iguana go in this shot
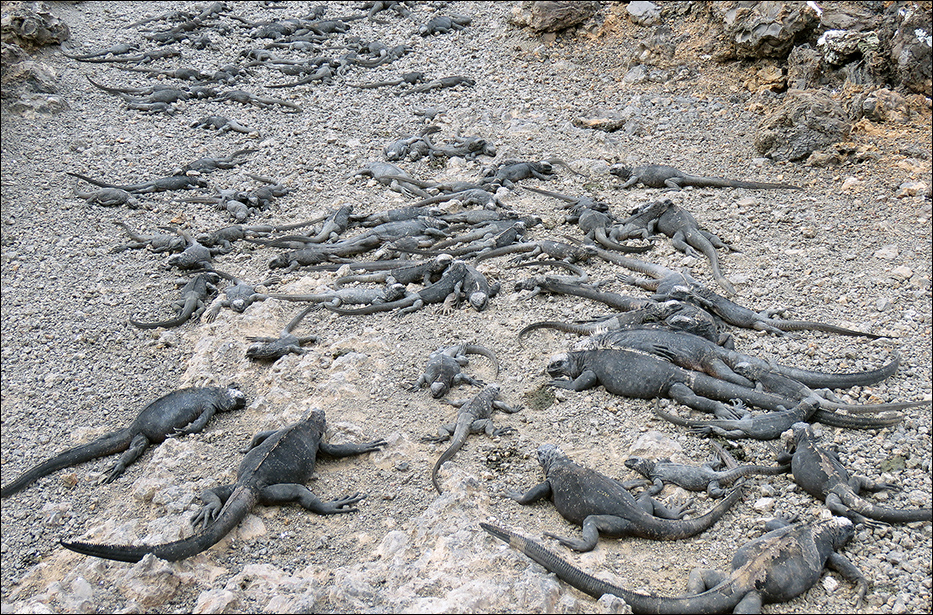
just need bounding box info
[112,222,186,253]
[481,515,867,613]
[598,249,887,338]
[546,348,915,429]
[1,386,246,498]
[411,343,500,398]
[614,199,740,295]
[574,327,902,392]
[67,171,208,194]
[351,71,425,89]
[60,409,385,561]
[401,75,475,96]
[781,422,933,524]
[354,161,432,199]
[130,272,220,329]
[268,282,408,308]
[203,271,278,321]
[610,163,803,191]
[418,14,470,36]
[173,148,256,175]
[73,186,140,208]
[62,42,138,60]
[245,304,320,361]
[506,444,744,552]
[214,88,302,112]
[625,449,789,498]
[518,299,728,347]
[166,229,215,271]
[73,47,182,64]
[191,115,256,134]
[334,254,453,288]
[425,384,520,493]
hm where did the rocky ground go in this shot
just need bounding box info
[1,2,931,613]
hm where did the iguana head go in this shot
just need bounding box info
[220,386,247,411]
[546,353,582,379]
[536,444,563,471]
[608,163,631,180]
[623,456,655,476]
[303,409,326,432]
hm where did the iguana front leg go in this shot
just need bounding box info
[100,433,151,483]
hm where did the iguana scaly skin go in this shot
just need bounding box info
[60,410,385,561]
[506,444,744,552]
[1,386,246,498]
[481,515,867,613]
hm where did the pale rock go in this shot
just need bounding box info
[890,266,913,280]
[873,245,899,260]
[192,588,240,614]
[117,555,182,607]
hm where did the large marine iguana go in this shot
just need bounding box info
[1,386,246,498]
[481,515,867,613]
[60,410,385,561]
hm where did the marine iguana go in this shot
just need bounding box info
[325,260,473,316]
[60,410,385,561]
[546,347,916,429]
[598,249,887,339]
[245,304,320,361]
[517,299,728,347]
[130,272,220,329]
[506,444,744,552]
[418,14,470,36]
[334,254,453,288]
[574,327,902,391]
[73,186,140,208]
[625,451,789,498]
[481,515,867,613]
[112,222,186,253]
[781,422,933,524]
[268,282,408,309]
[425,384,520,493]
[610,163,803,191]
[67,171,208,194]
[411,343,500,398]
[1,386,246,498]
[203,272,278,321]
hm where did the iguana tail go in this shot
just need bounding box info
[61,485,258,562]
[129,294,200,329]
[633,483,747,540]
[461,344,500,378]
[769,319,888,339]
[839,491,933,524]
[1,429,134,498]
[771,352,900,389]
[480,523,746,614]
[431,412,474,494]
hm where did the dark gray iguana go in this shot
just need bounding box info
[506,444,744,552]
[1,386,246,498]
[546,348,916,429]
[610,163,802,191]
[614,199,740,295]
[781,422,933,525]
[624,452,789,498]
[245,304,320,361]
[481,515,867,613]
[575,327,902,392]
[425,384,520,493]
[129,271,220,329]
[60,409,385,561]
[411,343,500,398]
[598,249,887,339]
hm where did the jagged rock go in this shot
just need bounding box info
[817,29,881,66]
[890,4,932,96]
[786,44,822,89]
[713,1,820,61]
[818,3,883,31]
[754,89,851,161]
[509,1,600,33]
[626,1,661,26]
[859,88,913,123]
[0,2,70,49]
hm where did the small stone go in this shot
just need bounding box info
[873,245,899,260]
[822,575,839,592]
[753,497,775,511]
[890,266,913,280]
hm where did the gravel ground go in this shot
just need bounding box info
[1,2,931,613]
